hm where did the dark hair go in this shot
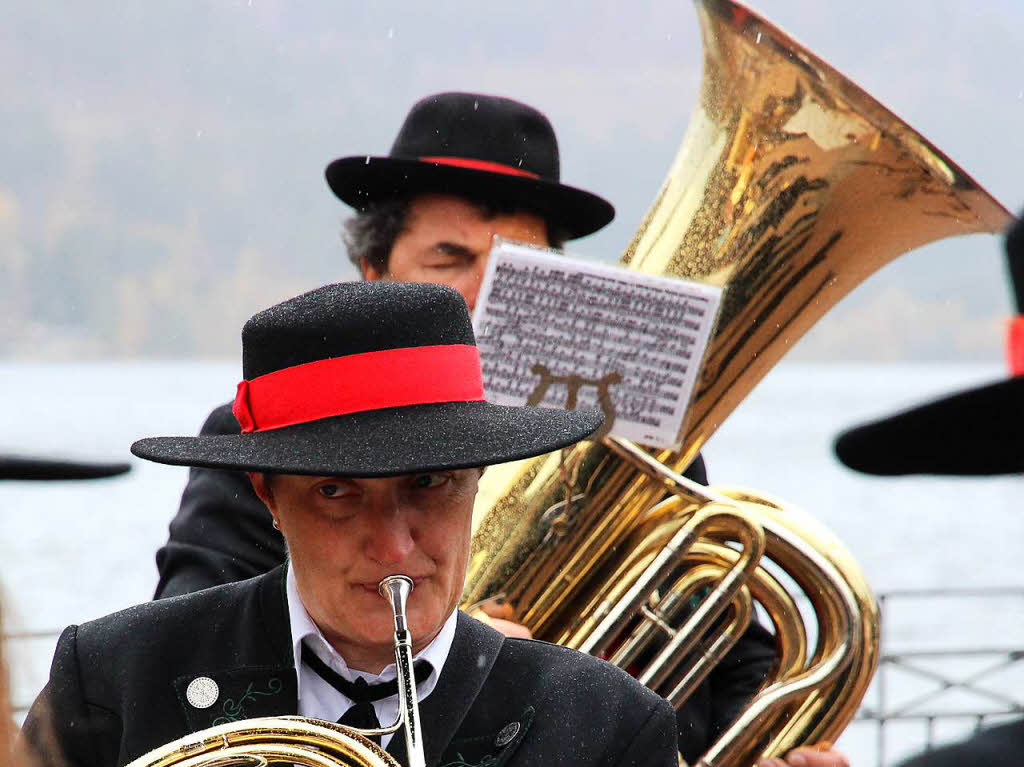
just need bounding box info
[343,195,568,274]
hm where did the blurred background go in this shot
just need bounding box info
[2,2,1023,764]
[2,0,1022,359]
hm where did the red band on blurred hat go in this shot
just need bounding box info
[1009,316,1024,376]
[232,344,485,433]
[419,156,540,179]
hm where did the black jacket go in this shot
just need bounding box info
[24,568,678,767]
[896,718,1024,767]
[152,403,774,763]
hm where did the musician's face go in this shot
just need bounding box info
[363,193,549,310]
[250,469,480,672]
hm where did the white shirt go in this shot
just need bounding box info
[286,564,457,749]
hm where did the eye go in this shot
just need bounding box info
[317,481,355,499]
[412,473,449,489]
[424,260,463,271]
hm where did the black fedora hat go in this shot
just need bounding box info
[325,92,614,240]
[131,282,603,476]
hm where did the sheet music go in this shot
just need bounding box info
[473,239,722,449]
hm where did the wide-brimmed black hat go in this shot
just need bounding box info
[325,92,614,240]
[131,282,603,476]
[0,455,130,481]
[835,213,1024,476]
[834,376,1024,476]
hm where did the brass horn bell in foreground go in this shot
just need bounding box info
[126,576,424,767]
[464,0,1012,765]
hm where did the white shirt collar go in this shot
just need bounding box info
[286,563,457,738]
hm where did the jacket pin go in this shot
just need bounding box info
[186,676,220,709]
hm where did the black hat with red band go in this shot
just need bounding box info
[325,92,614,240]
[131,282,603,476]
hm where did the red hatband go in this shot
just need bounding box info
[232,344,485,433]
[419,156,540,179]
[1009,316,1024,376]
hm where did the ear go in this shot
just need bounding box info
[248,472,275,511]
[360,258,385,282]
[249,473,284,531]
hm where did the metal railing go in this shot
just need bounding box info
[853,587,1024,766]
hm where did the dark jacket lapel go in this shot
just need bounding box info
[387,612,504,767]
[168,578,507,764]
[173,567,298,732]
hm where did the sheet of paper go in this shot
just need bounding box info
[473,239,722,449]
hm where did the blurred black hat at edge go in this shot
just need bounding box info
[0,455,131,481]
[834,212,1024,477]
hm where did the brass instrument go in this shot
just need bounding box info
[464,0,1011,764]
[126,575,425,767]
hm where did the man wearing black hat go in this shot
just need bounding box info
[23,281,679,767]
[154,92,709,600]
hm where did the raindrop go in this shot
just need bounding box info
[755,32,762,44]
[387,27,394,39]
[196,129,203,138]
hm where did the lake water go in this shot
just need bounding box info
[2,360,1022,765]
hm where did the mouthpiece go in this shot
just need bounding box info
[379,575,414,634]
[377,574,424,767]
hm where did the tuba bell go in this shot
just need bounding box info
[462,0,1011,764]
[125,576,425,767]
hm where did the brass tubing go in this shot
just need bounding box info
[666,589,754,707]
[634,508,766,690]
[576,504,764,659]
[696,512,862,766]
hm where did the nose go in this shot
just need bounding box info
[462,261,488,311]
[364,507,416,566]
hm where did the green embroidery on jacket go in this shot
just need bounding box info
[212,678,284,725]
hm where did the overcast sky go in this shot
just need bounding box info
[2,1,1022,360]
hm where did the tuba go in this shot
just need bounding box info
[126,576,425,767]
[463,0,1011,764]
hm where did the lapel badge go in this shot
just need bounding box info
[494,721,520,748]
[186,676,220,709]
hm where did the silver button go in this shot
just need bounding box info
[186,676,220,709]
[495,721,519,747]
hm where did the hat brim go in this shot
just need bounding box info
[131,401,603,477]
[834,376,1024,476]
[0,455,132,481]
[325,156,614,240]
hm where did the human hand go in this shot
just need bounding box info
[469,601,533,639]
[757,744,849,767]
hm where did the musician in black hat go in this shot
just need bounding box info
[154,91,710,601]
[155,91,627,600]
[23,281,680,767]
[148,92,805,765]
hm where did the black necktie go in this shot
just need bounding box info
[301,643,432,742]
